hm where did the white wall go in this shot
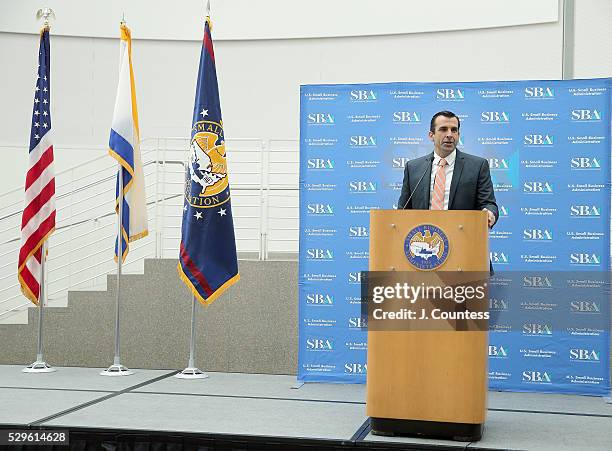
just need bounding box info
[573,0,612,79]
[1,0,557,40]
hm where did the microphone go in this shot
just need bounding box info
[401,157,432,210]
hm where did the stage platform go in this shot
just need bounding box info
[0,365,610,450]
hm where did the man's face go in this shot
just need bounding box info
[429,116,460,157]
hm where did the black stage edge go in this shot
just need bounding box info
[370,417,483,442]
[1,425,348,451]
[0,425,509,451]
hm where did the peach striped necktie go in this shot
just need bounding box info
[430,158,448,210]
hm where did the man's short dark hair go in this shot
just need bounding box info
[430,111,460,133]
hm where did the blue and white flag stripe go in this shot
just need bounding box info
[108,24,148,261]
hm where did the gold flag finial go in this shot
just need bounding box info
[36,8,55,29]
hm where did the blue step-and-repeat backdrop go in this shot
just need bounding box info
[298,78,611,395]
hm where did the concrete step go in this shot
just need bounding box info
[0,258,298,375]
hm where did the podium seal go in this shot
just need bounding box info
[404,224,450,270]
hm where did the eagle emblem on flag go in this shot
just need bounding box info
[187,123,228,200]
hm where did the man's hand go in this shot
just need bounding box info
[483,208,496,228]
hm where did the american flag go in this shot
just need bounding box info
[18,28,56,305]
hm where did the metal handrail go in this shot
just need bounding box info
[0,188,281,248]
[0,159,183,223]
[0,302,29,318]
[0,191,179,247]
[0,292,20,305]
[0,137,300,323]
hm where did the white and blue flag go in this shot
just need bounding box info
[108,24,148,261]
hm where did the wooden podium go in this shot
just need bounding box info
[366,209,489,441]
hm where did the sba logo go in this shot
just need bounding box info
[344,363,367,374]
[436,88,465,100]
[305,293,334,305]
[570,301,600,313]
[523,229,553,241]
[490,252,509,263]
[570,253,600,265]
[488,158,509,170]
[571,109,601,121]
[499,206,509,217]
[488,345,508,357]
[307,203,333,215]
[392,112,421,122]
[392,157,410,168]
[524,134,554,146]
[349,181,377,193]
[307,158,334,170]
[524,87,554,98]
[570,205,600,217]
[570,157,601,169]
[481,111,510,122]
[523,182,553,193]
[306,338,334,350]
[522,371,551,383]
[489,298,509,311]
[307,113,335,124]
[523,276,552,288]
[306,249,334,260]
[348,317,367,328]
[569,349,600,361]
[348,272,363,284]
[349,226,369,237]
[523,323,553,335]
[350,90,377,101]
[350,136,376,146]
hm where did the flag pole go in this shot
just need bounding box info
[23,241,56,373]
[23,7,56,375]
[176,295,208,379]
[102,16,148,375]
[175,0,211,381]
[101,165,133,376]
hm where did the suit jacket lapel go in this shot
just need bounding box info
[420,153,433,209]
[448,150,464,209]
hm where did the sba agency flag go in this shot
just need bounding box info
[108,24,148,261]
[178,18,240,305]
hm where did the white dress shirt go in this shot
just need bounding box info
[429,149,456,210]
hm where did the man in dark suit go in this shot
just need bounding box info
[397,111,498,228]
